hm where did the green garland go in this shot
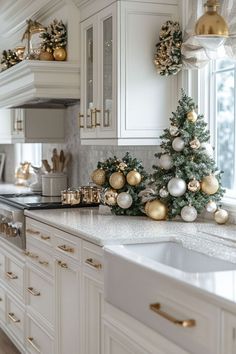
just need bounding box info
[154,20,182,76]
[92,152,148,216]
[1,49,21,71]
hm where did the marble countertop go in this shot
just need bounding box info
[0,183,30,194]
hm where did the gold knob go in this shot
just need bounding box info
[26,228,40,235]
[40,235,50,241]
[38,260,49,266]
[94,108,101,127]
[78,113,84,128]
[150,303,196,328]
[25,251,39,259]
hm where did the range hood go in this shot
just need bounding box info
[0,60,80,108]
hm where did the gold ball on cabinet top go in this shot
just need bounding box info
[126,170,142,186]
[53,47,67,61]
[109,172,126,190]
[145,199,167,221]
[214,209,229,224]
[187,110,198,123]
[201,175,219,195]
[91,168,106,186]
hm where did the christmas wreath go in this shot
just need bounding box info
[90,152,148,216]
[154,20,182,76]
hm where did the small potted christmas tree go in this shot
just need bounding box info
[147,90,228,224]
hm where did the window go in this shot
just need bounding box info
[14,143,42,168]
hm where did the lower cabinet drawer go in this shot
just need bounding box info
[5,256,24,298]
[26,315,54,354]
[26,266,53,327]
[6,295,24,344]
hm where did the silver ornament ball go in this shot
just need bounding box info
[167,177,187,197]
[205,201,217,213]
[172,137,185,152]
[214,209,229,224]
[181,205,198,222]
[117,192,133,209]
[159,154,173,170]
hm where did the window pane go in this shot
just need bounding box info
[216,59,234,71]
[216,68,235,189]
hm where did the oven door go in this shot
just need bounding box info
[0,202,25,250]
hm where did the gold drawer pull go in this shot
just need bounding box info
[27,337,40,353]
[38,260,49,266]
[150,303,196,328]
[25,251,39,259]
[40,235,50,241]
[6,272,18,280]
[57,244,74,253]
[85,258,102,269]
[8,312,20,323]
[26,229,40,235]
[27,287,41,296]
[57,260,68,269]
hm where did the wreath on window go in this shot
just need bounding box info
[154,20,182,76]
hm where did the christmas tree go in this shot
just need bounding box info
[49,19,67,49]
[149,90,227,222]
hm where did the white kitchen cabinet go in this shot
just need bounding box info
[0,108,65,144]
[79,0,179,145]
[222,311,236,354]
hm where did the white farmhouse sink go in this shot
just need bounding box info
[123,241,236,273]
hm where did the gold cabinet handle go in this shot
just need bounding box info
[27,337,40,353]
[57,260,68,269]
[91,108,96,128]
[85,258,102,269]
[25,251,39,259]
[26,228,40,235]
[150,303,196,328]
[38,260,49,266]
[40,235,50,241]
[6,272,18,280]
[57,244,74,253]
[78,113,84,128]
[8,312,20,323]
[27,287,41,296]
[94,108,101,127]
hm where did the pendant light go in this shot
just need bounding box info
[195,0,229,50]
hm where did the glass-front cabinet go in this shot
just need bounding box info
[80,4,116,140]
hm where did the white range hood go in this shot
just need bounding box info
[0,60,80,108]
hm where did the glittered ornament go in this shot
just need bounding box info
[145,199,167,220]
[190,138,200,149]
[187,110,197,123]
[109,172,126,190]
[205,201,217,213]
[126,170,142,186]
[103,189,118,206]
[91,168,106,186]
[167,177,187,197]
[118,162,127,171]
[169,125,179,136]
[117,192,133,209]
[159,187,169,198]
[201,142,214,158]
[181,205,198,222]
[159,154,173,170]
[214,209,229,224]
[201,175,219,195]
[172,137,185,152]
[188,179,200,192]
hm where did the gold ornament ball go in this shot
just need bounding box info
[126,170,142,186]
[91,168,106,186]
[146,199,167,221]
[187,110,198,123]
[39,51,54,61]
[53,47,67,61]
[201,175,219,195]
[188,179,200,192]
[109,172,126,190]
[214,209,229,224]
[103,189,118,206]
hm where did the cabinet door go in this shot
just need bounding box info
[222,311,236,354]
[82,272,103,354]
[55,257,80,354]
[0,109,14,143]
[80,14,98,139]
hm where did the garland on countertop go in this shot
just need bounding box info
[90,152,148,216]
[154,20,182,76]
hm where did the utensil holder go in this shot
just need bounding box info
[42,173,67,197]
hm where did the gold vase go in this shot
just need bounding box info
[39,51,54,61]
[53,47,67,61]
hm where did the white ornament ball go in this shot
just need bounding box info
[181,205,198,222]
[201,142,214,158]
[167,177,187,197]
[205,201,217,213]
[159,187,169,198]
[117,192,133,209]
[172,137,185,152]
[214,209,229,224]
[159,154,173,170]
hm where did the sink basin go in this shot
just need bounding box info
[123,241,236,273]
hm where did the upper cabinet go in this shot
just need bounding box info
[79,0,179,145]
